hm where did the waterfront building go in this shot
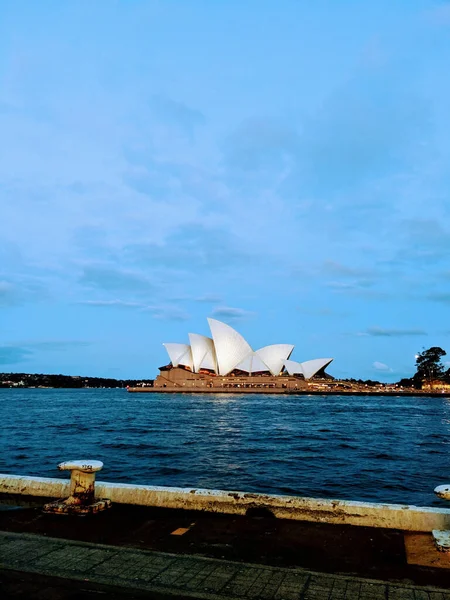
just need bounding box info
[154,318,333,392]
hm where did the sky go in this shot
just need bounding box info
[1,0,450,381]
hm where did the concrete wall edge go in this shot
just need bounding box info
[1,473,449,531]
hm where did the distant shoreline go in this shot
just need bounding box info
[3,372,448,397]
[0,372,154,389]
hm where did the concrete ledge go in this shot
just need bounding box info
[1,473,450,532]
[0,475,69,499]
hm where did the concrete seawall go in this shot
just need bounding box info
[1,473,450,532]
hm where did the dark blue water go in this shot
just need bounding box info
[2,389,450,506]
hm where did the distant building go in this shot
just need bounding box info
[422,379,450,392]
[153,318,333,391]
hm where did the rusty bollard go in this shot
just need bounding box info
[43,460,111,516]
[432,484,450,551]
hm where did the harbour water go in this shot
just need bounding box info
[1,388,450,506]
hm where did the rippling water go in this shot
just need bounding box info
[2,388,450,506]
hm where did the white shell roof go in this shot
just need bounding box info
[162,319,333,378]
[188,333,217,373]
[283,359,304,376]
[207,318,253,376]
[283,357,333,379]
[236,352,270,374]
[301,358,333,379]
[256,344,294,376]
[163,343,194,370]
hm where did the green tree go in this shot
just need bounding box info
[414,347,447,385]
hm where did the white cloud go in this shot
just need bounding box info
[373,361,393,372]
[367,327,427,337]
[78,300,145,309]
[211,306,255,321]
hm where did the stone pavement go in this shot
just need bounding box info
[1,531,449,600]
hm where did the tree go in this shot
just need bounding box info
[414,347,447,385]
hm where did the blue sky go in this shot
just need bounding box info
[1,0,450,381]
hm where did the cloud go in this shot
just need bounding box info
[163,293,222,305]
[0,340,91,367]
[22,341,90,350]
[425,3,450,26]
[321,261,373,278]
[194,294,222,303]
[395,219,450,265]
[149,95,205,139]
[324,279,390,300]
[428,292,450,304]
[125,224,255,273]
[211,306,254,321]
[79,265,155,294]
[296,306,349,318]
[79,299,146,309]
[121,158,225,215]
[366,327,427,337]
[373,361,393,372]
[298,68,430,192]
[122,160,197,200]
[224,117,299,172]
[0,346,32,365]
[79,299,190,320]
[326,280,374,291]
[144,305,191,321]
[0,278,48,306]
[0,281,19,307]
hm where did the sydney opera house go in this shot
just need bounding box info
[150,318,333,393]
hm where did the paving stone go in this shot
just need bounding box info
[274,571,308,599]
[1,532,449,600]
[93,550,173,580]
[304,574,336,599]
[183,562,228,590]
[151,557,207,587]
[344,580,362,600]
[0,538,59,565]
[251,570,287,599]
[0,534,14,546]
[196,564,237,592]
[359,581,387,599]
[224,566,267,596]
[329,578,347,594]
[243,567,277,598]
[388,587,416,600]
[413,591,431,600]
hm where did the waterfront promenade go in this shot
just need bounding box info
[2,530,450,599]
[2,503,450,599]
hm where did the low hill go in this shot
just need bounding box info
[0,372,153,389]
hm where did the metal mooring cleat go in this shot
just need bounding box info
[43,460,111,516]
[432,485,450,552]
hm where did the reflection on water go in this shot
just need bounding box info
[205,394,240,403]
[1,389,450,506]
